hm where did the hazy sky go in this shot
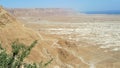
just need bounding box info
[0,0,120,11]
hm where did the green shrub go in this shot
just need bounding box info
[0,40,53,68]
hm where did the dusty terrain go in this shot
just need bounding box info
[21,22,120,68]
[0,7,120,68]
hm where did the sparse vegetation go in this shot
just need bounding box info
[0,40,53,68]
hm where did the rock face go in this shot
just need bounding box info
[0,7,15,27]
[1,7,120,68]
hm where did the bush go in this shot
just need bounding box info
[0,40,53,68]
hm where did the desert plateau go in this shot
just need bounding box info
[0,6,120,68]
[7,8,120,68]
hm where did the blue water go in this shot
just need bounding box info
[83,10,120,14]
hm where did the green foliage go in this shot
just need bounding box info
[0,40,53,68]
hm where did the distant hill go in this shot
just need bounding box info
[6,8,79,17]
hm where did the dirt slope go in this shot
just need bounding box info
[0,6,46,64]
[0,6,40,48]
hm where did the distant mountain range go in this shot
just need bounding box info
[6,8,78,17]
[84,10,120,14]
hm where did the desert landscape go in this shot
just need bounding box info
[0,6,120,68]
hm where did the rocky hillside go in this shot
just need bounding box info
[0,6,44,63]
[0,6,41,46]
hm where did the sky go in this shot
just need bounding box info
[0,0,120,11]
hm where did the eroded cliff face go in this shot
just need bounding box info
[0,7,120,68]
